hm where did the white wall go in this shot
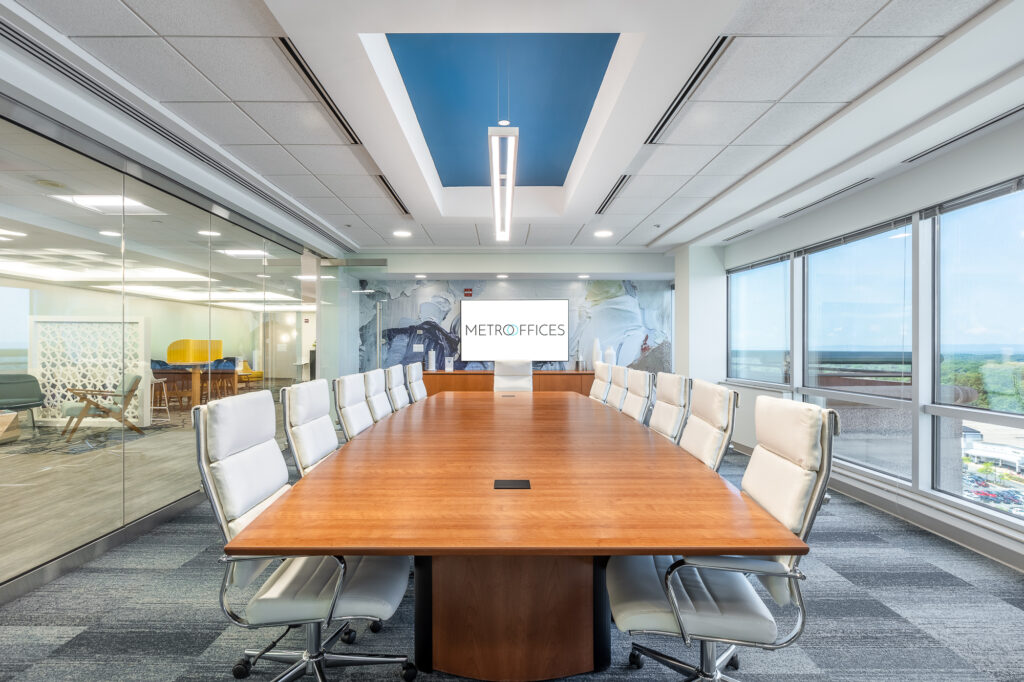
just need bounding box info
[724,115,1024,269]
[673,245,727,382]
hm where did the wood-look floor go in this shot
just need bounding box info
[227,392,808,557]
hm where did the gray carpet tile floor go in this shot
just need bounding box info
[2,452,1024,681]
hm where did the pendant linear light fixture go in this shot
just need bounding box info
[489,125,518,242]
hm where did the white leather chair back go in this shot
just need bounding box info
[678,379,737,471]
[406,363,428,402]
[334,374,373,439]
[282,379,338,477]
[620,369,652,423]
[493,360,533,392]
[195,390,289,542]
[649,372,688,441]
[385,364,411,410]
[364,368,393,421]
[742,396,837,605]
[589,361,611,403]
[605,365,629,410]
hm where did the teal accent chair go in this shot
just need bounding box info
[61,374,143,442]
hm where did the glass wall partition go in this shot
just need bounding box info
[727,260,791,384]
[0,116,311,584]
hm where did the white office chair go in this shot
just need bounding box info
[405,363,428,402]
[589,361,611,403]
[281,379,339,477]
[677,379,738,471]
[606,396,838,682]
[364,368,393,421]
[193,391,416,682]
[621,369,653,424]
[385,364,411,411]
[333,374,374,440]
[648,373,688,442]
[605,365,629,410]
[493,360,533,392]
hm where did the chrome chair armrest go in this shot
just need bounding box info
[677,555,805,580]
[663,557,808,650]
[217,554,347,629]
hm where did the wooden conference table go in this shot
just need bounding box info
[226,392,807,682]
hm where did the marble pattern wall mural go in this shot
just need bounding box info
[359,279,672,373]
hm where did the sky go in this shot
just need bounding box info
[730,188,1024,354]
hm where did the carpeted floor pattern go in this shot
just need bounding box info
[1,452,1023,681]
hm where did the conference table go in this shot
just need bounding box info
[225,391,807,682]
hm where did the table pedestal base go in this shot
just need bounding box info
[415,555,609,682]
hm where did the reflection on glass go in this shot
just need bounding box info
[804,394,913,479]
[806,225,913,399]
[935,416,1024,519]
[936,191,1024,415]
[728,261,790,384]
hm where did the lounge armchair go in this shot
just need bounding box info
[61,374,143,442]
[0,374,44,427]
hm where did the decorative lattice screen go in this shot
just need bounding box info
[29,317,151,426]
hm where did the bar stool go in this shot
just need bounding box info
[151,377,170,424]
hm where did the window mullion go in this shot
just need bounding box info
[912,213,934,493]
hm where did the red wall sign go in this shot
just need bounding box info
[464,288,473,297]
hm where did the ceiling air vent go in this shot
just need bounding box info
[722,229,753,242]
[777,178,874,220]
[376,175,410,215]
[902,102,1024,164]
[595,174,630,215]
[645,36,731,144]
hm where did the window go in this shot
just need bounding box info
[805,223,913,399]
[936,189,1024,415]
[935,417,1024,519]
[727,260,791,384]
[804,395,913,479]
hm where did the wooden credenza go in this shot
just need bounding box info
[423,370,594,396]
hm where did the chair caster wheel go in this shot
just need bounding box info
[370,620,383,633]
[341,626,357,645]
[726,654,739,670]
[401,661,418,681]
[628,650,644,669]
[232,658,252,679]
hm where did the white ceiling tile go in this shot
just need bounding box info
[424,225,480,247]
[331,222,385,247]
[525,224,583,247]
[573,215,644,245]
[73,37,225,101]
[264,174,333,197]
[123,0,284,36]
[238,102,348,145]
[382,223,432,247]
[163,101,273,144]
[700,145,784,175]
[299,197,352,215]
[167,37,314,101]
[661,101,771,145]
[616,175,690,201]
[286,145,374,175]
[857,0,995,36]
[319,175,384,198]
[605,196,664,215]
[617,214,680,246]
[658,196,709,217]
[724,0,887,35]
[478,222,528,246]
[18,0,155,35]
[359,214,416,232]
[675,175,743,198]
[630,145,723,175]
[733,102,844,145]
[222,145,306,174]
[785,37,937,102]
[344,197,400,214]
[692,37,843,102]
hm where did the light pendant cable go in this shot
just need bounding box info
[489,48,517,242]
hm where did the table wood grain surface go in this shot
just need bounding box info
[225,391,807,557]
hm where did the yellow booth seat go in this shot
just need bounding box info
[239,360,263,388]
[167,339,223,364]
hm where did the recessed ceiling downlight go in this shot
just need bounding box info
[496,274,508,279]
[594,230,613,238]
[99,231,122,237]
[578,274,590,279]
[198,230,220,237]
[393,230,412,238]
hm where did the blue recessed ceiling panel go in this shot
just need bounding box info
[386,33,618,187]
